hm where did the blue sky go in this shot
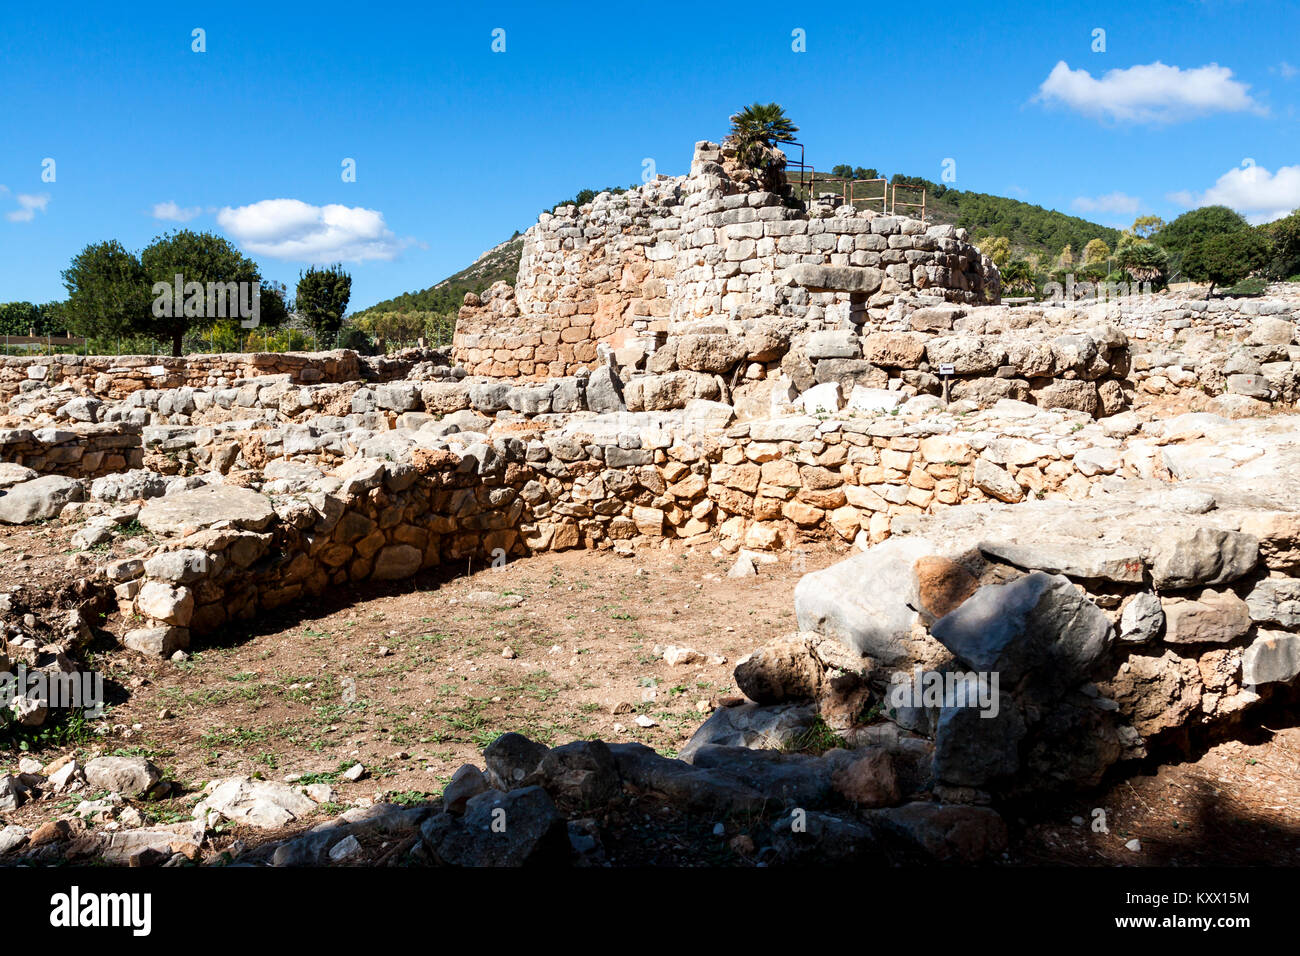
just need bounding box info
[2,0,1297,310]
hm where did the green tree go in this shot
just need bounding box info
[296,264,353,340]
[61,240,152,341]
[831,164,853,179]
[141,230,283,355]
[1262,209,1300,280]
[1155,206,1252,256]
[977,235,1012,268]
[37,300,68,334]
[728,102,798,148]
[853,167,878,181]
[1000,259,1038,296]
[1130,215,1166,239]
[0,302,39,335]
[1180,230,1269,297]
[64,232,284,355]
[1082,237,1111,266]
[1056,244,1075,271]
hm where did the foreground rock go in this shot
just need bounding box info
[0,475,84,524]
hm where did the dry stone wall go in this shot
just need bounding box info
[0,422,143,478]
[0,349,449,406]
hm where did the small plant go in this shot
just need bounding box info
[783,716,845,755]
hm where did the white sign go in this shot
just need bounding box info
[938,363,955,376]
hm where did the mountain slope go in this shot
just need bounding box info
[353,235,524,319]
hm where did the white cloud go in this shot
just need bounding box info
[1274,61,1298,79]
[1072,192,1141,216]
[1170,163,1300,224]
[5,193,50,223]
[152,201,202,222]
[1035,60,1263,123]
[216,199,412,262]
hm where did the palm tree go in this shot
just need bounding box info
[726,103,798,180]
[728,102,799,149]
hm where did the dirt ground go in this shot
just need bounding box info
[5,516,1300,865]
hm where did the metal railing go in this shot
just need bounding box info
[1,333,89,356]
[782,151,925,220]
[889,182,927,221]
[849,178,889,212]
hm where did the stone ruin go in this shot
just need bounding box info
[452,140,1000,379]
[3,137,1300,865]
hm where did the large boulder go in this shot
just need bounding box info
[1161,589,1252,644]
[793,537,938,665]
[862,332,926,369]
[623,371,721,411]
[925,336,1005,375]
[1099,649,1202,737]
[419,382,471,414]
[733,378,796,421]
[932,690,1025,787]
[535,741,621,805]
[372,544,423,580]
[607,743,767,815]
[804,329,860,360]
[972,459,1023,503]
[585,366,625,413]
[675,333,747,374]
[1245,577,1300,628]
[0,463,36,488]
[90,469,169,502]
[0,475,84,524]
[733,634,827,704]
[483,732,548,790]
[929,572,1112,700]
[688,745,846,808]
[678,702,819,762]
[1147,527,1258,590]
[427,786,569,867]
[1242,631,1300,686]
[1034,379,1100,416]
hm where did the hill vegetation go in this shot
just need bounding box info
[800,169,1121,260]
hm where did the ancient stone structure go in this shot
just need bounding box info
[452,141,1000,379]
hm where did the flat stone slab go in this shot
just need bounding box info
[784,264,883,294]
[138,484,276,536]
[979,539,1146,584]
